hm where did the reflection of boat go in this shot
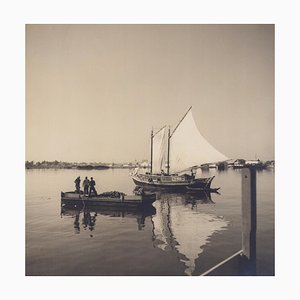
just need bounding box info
[61,191,156,208]
[131,107,227,191]
[185,178,220,193]
[156,189,217,205]
[61,204,156,217]
[61,204,156,233]
[183,191,217,206]
[151,191,227,275]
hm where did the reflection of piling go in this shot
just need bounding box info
[201,167,257,276]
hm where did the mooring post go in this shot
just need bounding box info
[200,167,258,276]
[241,167,257,275]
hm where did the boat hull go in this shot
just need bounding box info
[132,174,215,191]
[61,191,156,207]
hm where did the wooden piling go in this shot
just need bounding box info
[201,167,257,276]
[241,167,257,275]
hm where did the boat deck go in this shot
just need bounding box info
[61,192,156,207]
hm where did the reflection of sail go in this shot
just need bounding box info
[171,206,227,275]
[152,200,175,251]
[169,110,228,173]
[152,193,228,276]
[152,126,166,174]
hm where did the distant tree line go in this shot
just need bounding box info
[25,160,79,169]
[25,160,145,169]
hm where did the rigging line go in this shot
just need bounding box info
[170,106,192,137]
[153,125,166,137]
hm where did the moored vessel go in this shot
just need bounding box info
[131,106,228,190]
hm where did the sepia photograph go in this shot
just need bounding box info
[25,24,274,276]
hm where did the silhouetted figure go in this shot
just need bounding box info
[74,176,81,193]
[191,169,196,178]
[82,211,97,233]
[137,216,146,230]
[82,211,91,229]
[89,177,97,196]
[83,176,90,195]
[89,213,97,231]
[74,211,80,234]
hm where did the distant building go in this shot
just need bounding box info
[216,161,228,170]
[139,161,149,168]
[233,159,246,168]
[264,160,275,168]
[245,159,262,166]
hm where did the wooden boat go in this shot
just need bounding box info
[61,191,156,207]
[132,173,215,191]
[131,106,228,190]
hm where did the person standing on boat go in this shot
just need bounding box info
[89,177,97,196]
[191,168,196,178]
[74,176,81,193]
[83,176,90,195]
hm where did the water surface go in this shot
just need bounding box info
[26,168,274,276]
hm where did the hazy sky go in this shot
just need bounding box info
[26,24,274,163]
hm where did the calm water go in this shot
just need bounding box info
[26,168,274,276]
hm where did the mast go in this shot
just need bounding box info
[167,106,192,174]
[167,127,170,175]
[151,125,166,174]
[150,129,153,174]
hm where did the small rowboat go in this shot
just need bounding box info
[61,191,156,207]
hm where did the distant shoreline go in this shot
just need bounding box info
[26,166,137,170]
[25,160,143,170]
[25,159,274,170]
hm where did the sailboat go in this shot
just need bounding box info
[131,106,228,190]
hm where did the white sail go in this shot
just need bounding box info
[152,126,166,174]
[169,109,228,173]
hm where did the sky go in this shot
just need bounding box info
[26,24,274,163]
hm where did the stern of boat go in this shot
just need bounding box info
[191,176,215,189]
